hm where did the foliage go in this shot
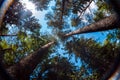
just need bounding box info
[1,0,120,80]
[65,33,120,79]
[2,1,26,26]
[0,0,51,67]
[45,0,94,29]
[94,0,112,21]
[30,0,52,11]
[31,56,91,80]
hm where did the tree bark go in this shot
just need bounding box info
[64,14,120,37]
[6,41,54,80]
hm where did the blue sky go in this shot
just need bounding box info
[1,0,108,67]
[21,0,107,42]
[20,0,109,67]
[1,0,119,79]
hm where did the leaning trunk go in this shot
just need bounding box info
[64,14,120,37]
[7,41,54,80]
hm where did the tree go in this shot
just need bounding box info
[65,35,120,79]
[45,0,93,30]
[31,56,91,80]
[36,56,76,80]
[1,0,25,26]
[0,0,13,27]
[64,0,120,37]
[30,0,52,11]
[0,0,36,36]
[6,41,54,80]
[63,0,120,79]
[64,14,120,37]
[0,0,55,80]
[1,0,120,80]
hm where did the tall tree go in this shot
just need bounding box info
[1,0,120,80]
[6,41,54,80]
[65,36,120,79]
[64,0,120,37]
[0,1,55,80]
[64,14,120,37]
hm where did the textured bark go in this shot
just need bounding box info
[64,14,120,37]
[7,41,54,80]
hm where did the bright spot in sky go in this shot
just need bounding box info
[21,0,36,13]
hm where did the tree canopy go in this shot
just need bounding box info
[0,0,120,80]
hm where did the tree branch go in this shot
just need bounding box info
[0,34,17,36]
[79,0,92,18]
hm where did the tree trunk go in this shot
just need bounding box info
[64,14,120,37]
[6,41,54,80]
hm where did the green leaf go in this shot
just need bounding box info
[0,40,9,49]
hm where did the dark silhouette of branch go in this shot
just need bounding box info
[79,0,92,18]
[0,34,17,36]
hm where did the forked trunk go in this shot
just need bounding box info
[7,41,54,80]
